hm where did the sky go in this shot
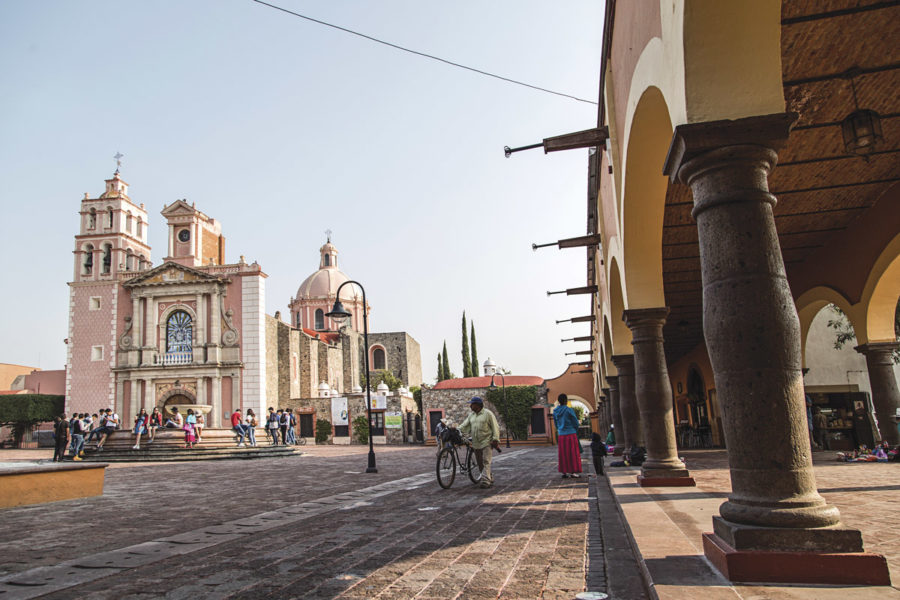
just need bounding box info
[0,0,604,383]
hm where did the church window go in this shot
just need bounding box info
[323,254,330,267]
[136,217,143,239]
[373,347,386,370]
[126,213,133,235]
[166,311,193,355]
[91,345,104,361]
[83,244,94,275]
[107,207,114,228]
[88,208,96,230]
[125,250,133,271]
[89,297,101,311]
[315,309,325,330]
[139,254,147,270]
[102,244,112,274]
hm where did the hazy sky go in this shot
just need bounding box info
[0,1,603,382]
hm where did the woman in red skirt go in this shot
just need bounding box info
[553,394,583,478]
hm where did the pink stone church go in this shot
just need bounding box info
[66,170,421,430]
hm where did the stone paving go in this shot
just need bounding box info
[0,445,638,600]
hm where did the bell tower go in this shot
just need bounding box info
[161,200,225,268]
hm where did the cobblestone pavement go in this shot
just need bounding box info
[0,446,637,599]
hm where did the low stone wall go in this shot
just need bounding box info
[291,392,419,445]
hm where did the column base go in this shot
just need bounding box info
[714,516,862,552]
[703,532,891,585]
[637,474,696,487]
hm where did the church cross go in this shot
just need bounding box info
[114,151,124,173]
[325,229,332,243]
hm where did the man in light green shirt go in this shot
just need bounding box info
[458,396,500,488]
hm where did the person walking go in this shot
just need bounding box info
[53,414,69,462]
[71,414,86,460]
[553,394,583,478]
[457,396,501,488]
[286,408,297,445]
[132,409,148,450]
[278,409,288,445]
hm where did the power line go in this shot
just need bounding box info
[250,0,598,106]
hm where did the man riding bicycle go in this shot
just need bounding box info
[458,396,500,488]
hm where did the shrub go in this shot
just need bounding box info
[485,385,537,441]
[353,415,369,444]
[315,418,332,444]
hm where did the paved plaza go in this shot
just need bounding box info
[0,445,898,599]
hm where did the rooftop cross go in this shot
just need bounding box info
[114,151,124,173]
[325,229,332,243]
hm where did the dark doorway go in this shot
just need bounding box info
[429,411,443,436]
[530,408,546,435]
[299,413,313,438]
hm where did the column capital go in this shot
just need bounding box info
[605,375,619,391]
[601,387,610,396]
[663,112,797,181]
[855,341,899,363]
[610,354,635,375]
[623,307,670,330]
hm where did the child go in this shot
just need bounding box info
[590,431,607,475]
[184,408,197,449]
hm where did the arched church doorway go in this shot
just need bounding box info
[163,394,193,409]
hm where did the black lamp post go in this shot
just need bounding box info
[326,280,377,473]
[489,371,510,448]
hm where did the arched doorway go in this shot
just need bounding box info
[163,394,193,410]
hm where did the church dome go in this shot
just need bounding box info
[295,241,362,302]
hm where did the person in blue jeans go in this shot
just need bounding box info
[231,408,248,447]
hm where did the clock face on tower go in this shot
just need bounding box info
[178,229,191,242]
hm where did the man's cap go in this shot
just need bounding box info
[469,396,484,404]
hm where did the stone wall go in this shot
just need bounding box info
[367,332,422,387]
[264,315,292,405]
[421,386,504,438]
[292,391,419,445]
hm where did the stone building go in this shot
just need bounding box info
[527,0,899,585]
[65,171,422,441]
[421,372,547,443]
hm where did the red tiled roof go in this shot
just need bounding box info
[433,376,543,390]
[301,328,341,344]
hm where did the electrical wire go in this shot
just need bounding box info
[250,0,598,106]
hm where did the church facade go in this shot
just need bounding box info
[65,171,421,433]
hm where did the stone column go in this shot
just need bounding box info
[624,307,693,484]
[856,342,900,445]
[606,377,625,454]
[211,375,223,428]
[208,288,221,364]
[611,355,643,449]
[663,114,866,558]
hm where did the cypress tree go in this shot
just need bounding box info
[437,353,444,382]
[471,320,479,377]
[442,341,451,380]
[461,311,472,377]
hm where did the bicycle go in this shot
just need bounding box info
[434,422,499,489]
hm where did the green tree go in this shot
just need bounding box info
[485,385,537,440]
[471,320,479,377]
[315,418,332,444]
[437,353,444,382]
[461,311,472,377]
[0,394,64,447]
[442,341,452,380]
[353,414,369,444]
[572,403,586,423]
[369,369,402,391]
[827,301,900,363]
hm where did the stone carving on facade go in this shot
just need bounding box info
[119,315,134,349]
[221,295,240,347]
[156,381,196,399]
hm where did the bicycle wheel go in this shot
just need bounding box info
[436,447,456,489]
[466,447,483,484]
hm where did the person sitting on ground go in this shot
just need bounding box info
[590,431,607,475]
[164,407,183,429]
[628,444,647,466]
[148,407,163,443]
[232,408,248,447]
[132,408,149,450]
[458,396,501,488]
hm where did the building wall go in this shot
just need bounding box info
[67,280,118,414]
[366,332,423,387]
[292,391,418,444]
[0,364,38,390]
[241,273,266,418]
[265,315,292,406]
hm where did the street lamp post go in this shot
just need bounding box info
[326,280,377,473]
[489,372,511,448]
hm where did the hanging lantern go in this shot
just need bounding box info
[842,109,883,155]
